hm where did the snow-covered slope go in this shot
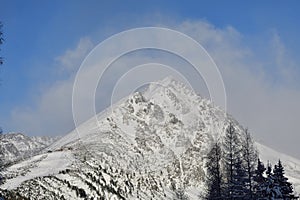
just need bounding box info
[1,77,299,199]
[0,132,59,165]
[256,142,300,195]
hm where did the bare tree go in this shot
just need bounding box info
[241,129,258,199]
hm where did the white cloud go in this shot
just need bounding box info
[10,77,74,136]
[270,32,299,86]
[55,37,94,72]
[8,37,94,136]
[176,22,300,158]
[7,20,300,159]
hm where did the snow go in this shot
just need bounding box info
[256,142,300,195]
[2,76,300,199]
[1,150,74,190]
[0,132,59,165]
[49,76,300,196]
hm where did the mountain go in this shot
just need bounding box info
[0,132,59,166]
[1,77,299,199]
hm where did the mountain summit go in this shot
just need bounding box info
[1,77,299,199]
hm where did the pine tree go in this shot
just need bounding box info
[222,123,243,199]
[241,129,258,199]
[265,162,275,199]
[264,162,283,199]
[273,160,298,199]
[205,142,223,199]
[253,158,267,199]
[231,157,248,199]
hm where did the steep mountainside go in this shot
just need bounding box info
[0,132,59,165]
[1,77,299,199]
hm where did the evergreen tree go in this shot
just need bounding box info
[273,160,298,199]
[265,162,283,199]
[265,163,275,199]
[231,157,248,199]
[253,158,267,199]
[205,142,223,199]
[222,123,243,199]
[241,129,258,199]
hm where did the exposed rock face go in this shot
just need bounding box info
[1,77,299,199]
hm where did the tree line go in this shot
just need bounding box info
[205,123,298,200]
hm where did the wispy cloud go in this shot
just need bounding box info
[178,23,300,158]
[8,37,94,136]
[55,37,94,72]
[270,32,299,86]
[7,20,300,159]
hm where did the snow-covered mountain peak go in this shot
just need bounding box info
[1,77,300,199]
[157,75,180,86]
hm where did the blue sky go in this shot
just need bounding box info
[1,1,300,158]
[1,0,299,110]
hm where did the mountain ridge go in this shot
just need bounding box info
[1,77,299,199]
[0,132,59,166]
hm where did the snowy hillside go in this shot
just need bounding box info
[256,142,300,195]
[0,132,59,165]
[1,77,299,199]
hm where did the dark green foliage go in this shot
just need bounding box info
[253,158,267,198]
[273,160,298,199]
[241,129,257,199]
[231,158,248,199]
[265,163,279,199]
[222,123,244,199]
[205,123,299,200]
[77,188,87,198]
[205,142,224,199]
[252,161,299,199]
